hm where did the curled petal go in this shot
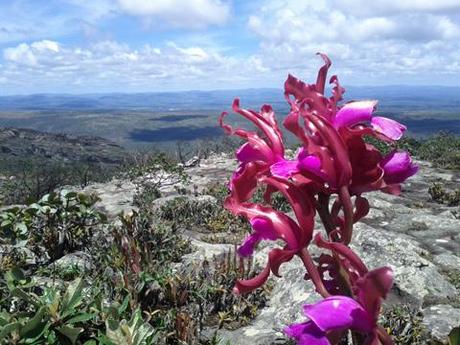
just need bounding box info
[303,296,374,333]
[234,248,297,294]
[226,161,260,203]
[269,248,296,277]
[333,100,377,129]
[233,262,271,294]
[355,267,394,318]
[284,74,331,118]
[381,151,419,185]
[329,75,345,112]
[315,52,332,95]
[371,117,406,141]
[353,196,370,223]
[260,176,316,247]
[232,99,284,157]
[226,202,302,250]
[315,234,368,276]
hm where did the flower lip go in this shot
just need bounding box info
[303,296,374,333]
[381,151,419,185]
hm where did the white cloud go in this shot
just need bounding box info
[4,40,60,67]
[1,39,269,93]
[31,40,60,53]
[117,0,231,28]
[330,0,460,16]
[245,0,460,85]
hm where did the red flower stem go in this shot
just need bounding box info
[316,193,335,235]
[338,186,354,245]
[298,248,330,298]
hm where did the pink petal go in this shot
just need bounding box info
[381,151,419,184]
[236,142,269,163]
[303,296,374,333]
[270,148,323,180]
[297,149,322,174]
[270,159,300,178]
[250,217,278,240]
[238,217,279,257]
[284,321,330,345]
[226,161,259,203]
[371,117,406,141]
[333,101,377,129]
[238,233,260,257]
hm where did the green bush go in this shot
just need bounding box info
[428,182,460,206]
[0,190,106,261]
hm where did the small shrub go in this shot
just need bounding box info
[380,305,429,345]
[428,182,460,206]
[0,190,106,261]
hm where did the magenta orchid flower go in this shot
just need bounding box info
[283,53,417,195]
[219,53,418,345]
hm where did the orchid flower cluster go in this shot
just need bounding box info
[219,54,418,345]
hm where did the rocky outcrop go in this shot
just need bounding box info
[79,154,460,344]
[0,127,126,165]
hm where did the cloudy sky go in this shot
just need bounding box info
[1,0,460,94]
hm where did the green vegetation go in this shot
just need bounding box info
[0,130,459,344]
[428,182,460,206]
[366,131,460,170]
[0,176,269,344]
[380,305,428,345]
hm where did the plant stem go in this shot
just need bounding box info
[298,248,330,298]
[338,186,353,245]
[316,193,336,236]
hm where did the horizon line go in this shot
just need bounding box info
[2,84,460,97]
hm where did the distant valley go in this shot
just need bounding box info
[0,86,459,151]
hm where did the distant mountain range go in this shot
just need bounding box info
[0,87,458,150]
[1,86,460,111]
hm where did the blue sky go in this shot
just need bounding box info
[1,0,460,94]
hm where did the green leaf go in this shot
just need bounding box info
[83,340,98,345]
[0,321,21,340]
[10,288,40,308]
[117,295,130,316]
[66,312,98,324]
[105,310,156,345]
[56,325,83,345]
[19,307,48,339]
[105,320,127,345]
[63,191,78,199]
[1,219,12,227]
[61,278,83,317]
[449,327,460,345]
[14,222,28,235]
